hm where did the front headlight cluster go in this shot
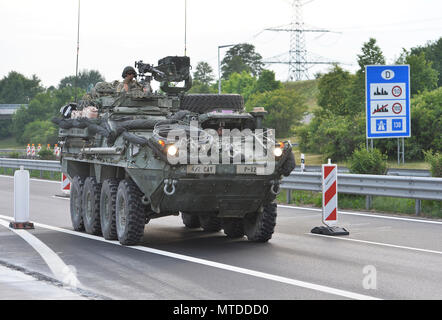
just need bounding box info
[273,142,284,157]
[157,139,179,157]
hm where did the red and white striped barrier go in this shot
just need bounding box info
[31,144,35,157]
[322,163,337,226]
[26,144,31,158]
[61,173,70,194]
[311,160,349,236]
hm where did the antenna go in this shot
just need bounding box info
[263,0,340,81]
[184,0,187,56]
[74,0,80,102]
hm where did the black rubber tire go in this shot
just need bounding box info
[181,212,201,228]
[100,178,120,240]
[180,94,244,114]
[222,218,245,238]
[280,151,296,177]
[244,203,277,242]
[82,177,102,235]
[70,176,85,231]
[115,179,146,245]
[199,214,222,232]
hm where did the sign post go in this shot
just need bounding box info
[366,65,411,163]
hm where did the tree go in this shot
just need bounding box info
[396,49,438,95]
[193,61,214,85]
[251,69,282,95]
[298,111,366,161]
[58,69,105,90]
[245,88,307,138]
[222,71,256,103]
[0,71,44,104]
[12,87,83,143]
[188,61,217,93]
[221,43,264,79]
[22,120,58,145]
[345,38,386,114]
[357,38,386,72]
[407,87,442,158]
[317,65,353,116]
[411,37,442,87]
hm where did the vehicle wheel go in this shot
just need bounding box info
[181,212,200,228]
[244,203,277,242]
[199,214,222,232]
[222,218,244,238]
[115,179,146,245]
[100,178,120,240]
[70,176,85,231]
[180,94,244,114]
[82,177,102,235]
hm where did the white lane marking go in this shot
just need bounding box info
[278,205,442,225]
[0,175,60,184]
[0,219,81,288]
[307,233,442,256]
[52,196,70,201]
[2,175,439,225]
[0,215,379,300]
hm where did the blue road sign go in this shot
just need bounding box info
[366,65,411,138]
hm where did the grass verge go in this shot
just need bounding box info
[0,168,61,181]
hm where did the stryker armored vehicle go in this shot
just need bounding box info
[53,56,295,245]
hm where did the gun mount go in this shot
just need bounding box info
[135,56,192,95]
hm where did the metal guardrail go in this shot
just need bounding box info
[293,165,431,177]
[282,172,442,215]
[281,172,442,200]
[0,158,61,172]
[0,158,440,215]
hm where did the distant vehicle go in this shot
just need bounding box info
[53,56,295,245]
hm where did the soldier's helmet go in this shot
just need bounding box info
[122,66,137,78]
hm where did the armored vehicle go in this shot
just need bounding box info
[53,56,295,245]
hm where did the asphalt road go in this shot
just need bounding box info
[0,175,442,300]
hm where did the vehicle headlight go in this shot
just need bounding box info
[167,145,178,156]
[273,147,283,157]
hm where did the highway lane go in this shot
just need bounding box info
[0,175,441,300]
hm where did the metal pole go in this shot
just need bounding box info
[218,44,237,94]
[402,137,405,164]
[218,46,221,94]
[184,0,187,56]
[74,0,80,103]
[397,138,400,165]
[370,139,373,151]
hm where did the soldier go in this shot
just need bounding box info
[117,66,152,94]
[117,66,143,93]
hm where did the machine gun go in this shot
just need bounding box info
[135,56,192,95]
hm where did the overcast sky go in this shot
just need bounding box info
[1,0,441,88]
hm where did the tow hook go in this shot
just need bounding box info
[164,179,178,196]
[270,180,281,195]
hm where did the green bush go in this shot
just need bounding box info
[349,146,388,175]
[8,152,20,159]
[38,148,56,160]
[298,111,366,161]
[424,150,442,177]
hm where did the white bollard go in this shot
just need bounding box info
[301,153,305,172]
[10,166,34,229]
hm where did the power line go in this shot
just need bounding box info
[262,0,339,81]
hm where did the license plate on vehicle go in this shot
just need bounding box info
[236,165,264,175]
[187,165,216,174]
